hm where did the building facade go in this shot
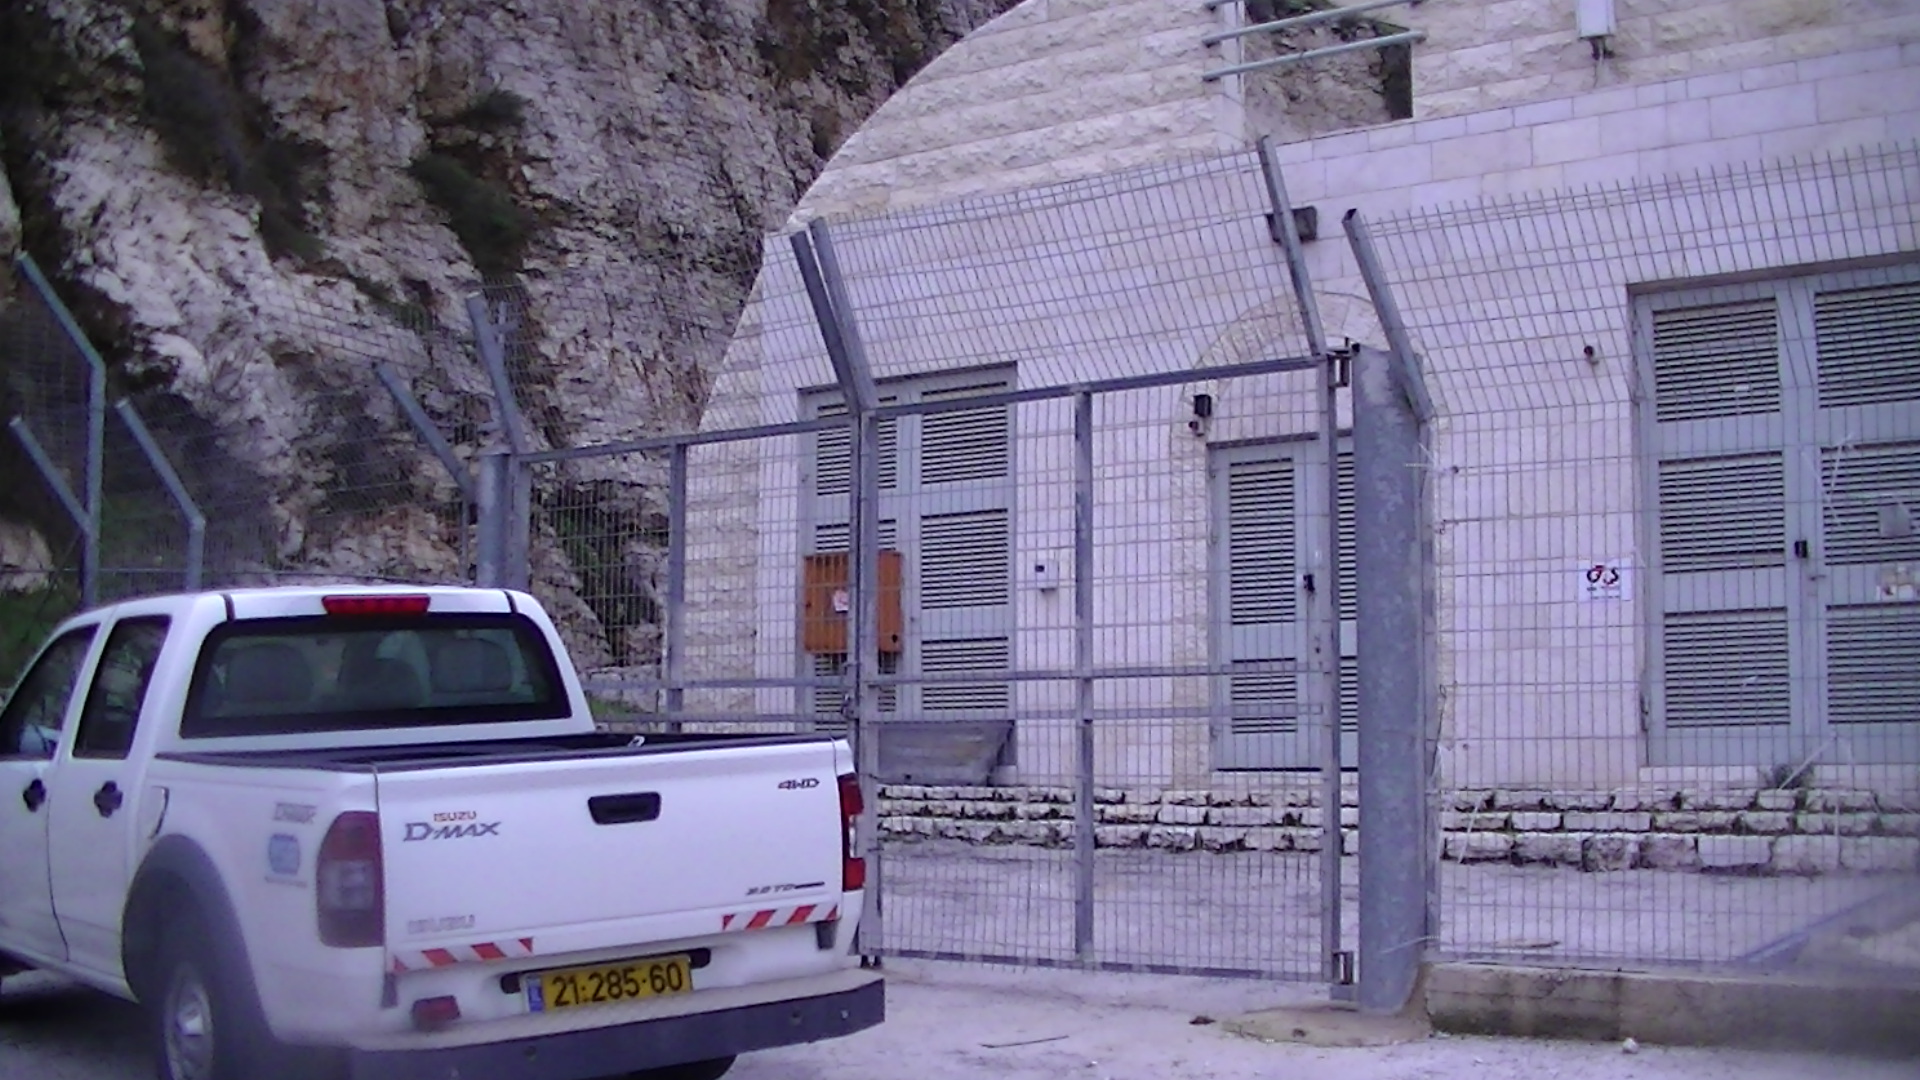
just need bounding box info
[681,0,1920,858]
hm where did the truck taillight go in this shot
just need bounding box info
[317,811,384,948]
[837,773,865,892]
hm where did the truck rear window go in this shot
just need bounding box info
[182,614,570,738]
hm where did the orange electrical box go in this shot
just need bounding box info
[802,551,904,654]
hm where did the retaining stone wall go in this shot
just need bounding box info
[877,785,1920,875]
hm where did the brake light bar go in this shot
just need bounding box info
[322,595,431,616]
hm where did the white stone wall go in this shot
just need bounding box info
[790,0,1241,224]
[1400,0,1920,119]
[689,30,1920,793]
[790,0,1920,223]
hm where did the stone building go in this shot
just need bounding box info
[682,0,1920,869]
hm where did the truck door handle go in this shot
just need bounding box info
[93,781,124,818]
[588,792,661,825]
[21,779,45,813]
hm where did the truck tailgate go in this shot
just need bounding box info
[374,739,847,962]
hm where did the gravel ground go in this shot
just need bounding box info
[3,961,1913,1080]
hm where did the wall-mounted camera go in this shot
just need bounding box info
[1189,392,1214,437]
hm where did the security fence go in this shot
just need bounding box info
[1360,143,1920,977]
[6,138,1918,998]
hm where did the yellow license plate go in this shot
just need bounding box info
[526,955,692,1013]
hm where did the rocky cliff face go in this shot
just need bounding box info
[0,0,1017,671]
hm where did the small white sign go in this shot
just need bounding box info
[1580,561,1632,602]
[831,588,851,614]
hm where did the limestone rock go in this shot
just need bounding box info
[1698,836,1771,871]
[1841,837,1920,873]
[1582,834,1639,872]
[1514,833,1583,865]
[0,520,54,591]
[1639,834,1700,871]
[1445,832,1515,862]
[1771,836,1841,875]
[0,0,1020,663]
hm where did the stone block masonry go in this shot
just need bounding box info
[876,786,1920,876]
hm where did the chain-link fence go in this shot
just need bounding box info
[1359,142,1920,978]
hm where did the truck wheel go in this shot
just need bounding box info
[148,917,269,1080]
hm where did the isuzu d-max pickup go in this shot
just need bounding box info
[0,584,880,1080]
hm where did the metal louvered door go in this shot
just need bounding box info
[1811,268,1920,763]
[1644,264,1920,767]
[1643,286,1804,766]
[1212,441,1356,770]
[910,377,1014,719]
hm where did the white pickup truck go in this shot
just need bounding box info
[0,584,881,1080]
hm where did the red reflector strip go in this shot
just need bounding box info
[323,595,431,616]
[389,937,535,973]
[720,904,838,933]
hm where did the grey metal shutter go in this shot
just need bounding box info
[910,374,1014,722]
[1336,451,1358,744]
[1813,276,1920,759]
[812,402,899,498]
[1815,281,1920,408]
[1225,458,1300,741]
[919,638,1011,714]
[1645,292,1798,765]
[1214,443,1358,770]
[919,511,1010,609]
[919,381,1010,486]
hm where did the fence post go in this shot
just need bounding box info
[8,417,93,568]
[15,253,104,608]
[1345,209,1438,1016]
[473,450,509,587]
[664,441,689,726]
[1256,136,1349,992]
[1348,344,1429,1014]
[467,294,531,456]
[112,400,207,591]
[1073,389,1097,961]
[795,222,885,963]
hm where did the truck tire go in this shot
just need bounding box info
[148,915,271,1080]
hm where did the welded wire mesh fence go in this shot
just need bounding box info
[1,256,479,661]
[1360,143,1920,975]
[631,150,1363,980]
[10,122,1914,990]
[1,258,99,661]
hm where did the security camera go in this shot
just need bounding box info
[1189,392,1214,436]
